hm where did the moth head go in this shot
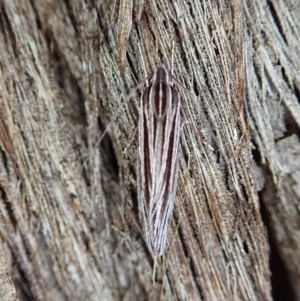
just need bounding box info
[150,62,173,85]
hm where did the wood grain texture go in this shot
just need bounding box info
[0,0,299,300]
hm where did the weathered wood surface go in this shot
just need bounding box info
[0,0,299,300]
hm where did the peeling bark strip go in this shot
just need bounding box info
[116,0,133,71]
[138,62,181,256]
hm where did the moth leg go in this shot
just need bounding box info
[123,125,138,154]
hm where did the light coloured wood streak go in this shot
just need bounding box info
[117,0,133,71]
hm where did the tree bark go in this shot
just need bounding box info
[0,0,299,300]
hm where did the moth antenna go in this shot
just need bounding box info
[83,83,145,166]
[171,41,175,76]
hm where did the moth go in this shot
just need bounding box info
[90,59,182,256]
[138,62,181,256]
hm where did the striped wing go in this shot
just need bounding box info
[138,80,181,256]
